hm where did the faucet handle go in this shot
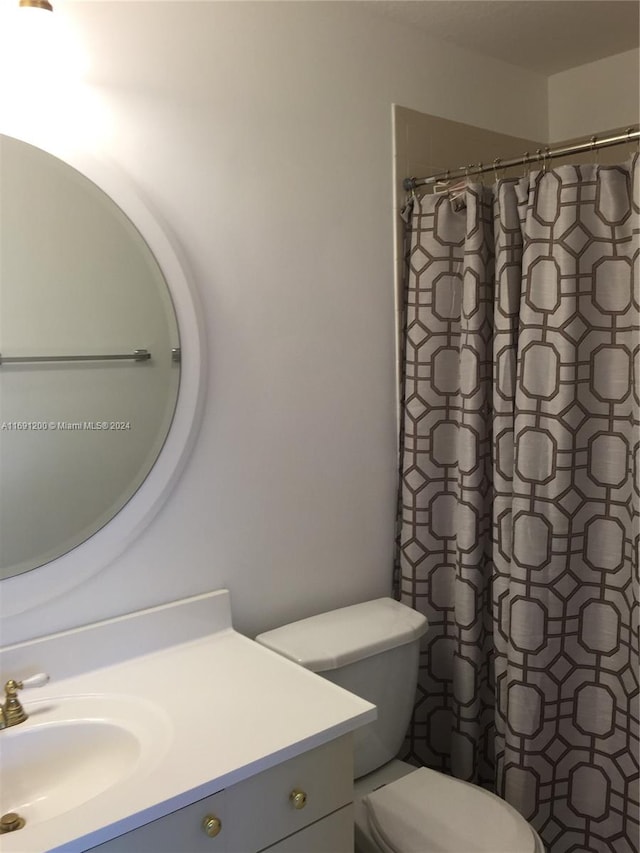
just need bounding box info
[13,673,50,690]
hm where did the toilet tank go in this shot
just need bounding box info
[255,598,428,779]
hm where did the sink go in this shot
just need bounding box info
[0,695,172,828]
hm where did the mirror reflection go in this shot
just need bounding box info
[0,135,180,579]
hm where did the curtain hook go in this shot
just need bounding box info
[439,170,450,197]
[523,151,531,178]
[591,135,599,165]
[493,157,502,183]
[626,127,639,155]
[536,148,546,173]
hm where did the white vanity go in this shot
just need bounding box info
[0,591,376,853]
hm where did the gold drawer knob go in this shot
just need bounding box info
[202,815,222,838]
[289,789,307,810]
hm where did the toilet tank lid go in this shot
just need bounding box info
[255,598,428,672]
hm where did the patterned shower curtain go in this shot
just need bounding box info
[395,155,639,853]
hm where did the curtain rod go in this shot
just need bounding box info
[403,127,640,191]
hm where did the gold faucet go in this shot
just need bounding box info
[0,673,49,729]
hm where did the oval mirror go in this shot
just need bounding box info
[0,134,202,593]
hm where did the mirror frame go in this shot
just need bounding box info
[0,137,206,620]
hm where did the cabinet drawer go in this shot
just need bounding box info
[232,734,353,852]
[89,788,230,852]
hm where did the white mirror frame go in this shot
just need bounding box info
[0,139,206,620]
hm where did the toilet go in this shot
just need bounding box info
[256,597,544,853]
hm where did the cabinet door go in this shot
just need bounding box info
[89,789,230,853]
[258,805,354,853]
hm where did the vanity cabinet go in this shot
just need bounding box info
[89,735,354,853]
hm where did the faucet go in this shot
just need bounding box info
[0,673,49,729]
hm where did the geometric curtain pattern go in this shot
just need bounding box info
[395,155,639,853]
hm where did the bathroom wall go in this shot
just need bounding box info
[548,48,640,141]
[0,1,583,647]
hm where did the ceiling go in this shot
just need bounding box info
[365,1,640,75]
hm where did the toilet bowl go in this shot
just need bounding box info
[256,598,544,853]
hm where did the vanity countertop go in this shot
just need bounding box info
[0,591,376,853]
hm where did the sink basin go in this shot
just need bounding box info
[0,695,172,828]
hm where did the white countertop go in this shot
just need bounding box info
[0,592,376,853]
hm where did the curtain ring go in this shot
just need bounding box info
[626,127,639,155]
[493,157,502,182]
[591,135,599,165]
[523,151,531,178]
[536,148,546,173]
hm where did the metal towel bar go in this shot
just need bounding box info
[0,349,151,365]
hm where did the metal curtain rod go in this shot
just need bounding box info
[403,127,640,191]
[0,349,151,366]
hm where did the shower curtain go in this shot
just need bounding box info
[395,155,639,853]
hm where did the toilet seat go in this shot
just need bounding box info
[361,767,541,853]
